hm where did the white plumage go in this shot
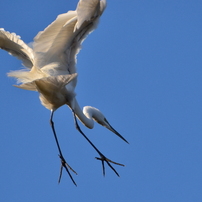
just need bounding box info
[0,0,128,185]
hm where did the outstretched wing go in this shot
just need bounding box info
[0,29,34,68]
[33,0,106,74]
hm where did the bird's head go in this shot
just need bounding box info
[83,106,128,144]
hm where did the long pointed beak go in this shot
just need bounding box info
[104,118,129,144]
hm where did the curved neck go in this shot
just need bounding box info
[70,99,94,129]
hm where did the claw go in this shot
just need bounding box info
[50,111,78,185]
[58,154,77,186]
[95,154,124,177]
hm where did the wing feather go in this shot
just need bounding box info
[33,0,106,74]
[0,29,34,68]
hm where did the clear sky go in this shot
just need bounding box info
[0,0,202,201]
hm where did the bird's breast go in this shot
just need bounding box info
[39,88,71,111]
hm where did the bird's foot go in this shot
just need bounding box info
[95,154,124,177]
[58,154,77,186]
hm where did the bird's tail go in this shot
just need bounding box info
[13,73,77,92]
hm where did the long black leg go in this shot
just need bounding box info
[50,110,77,186]
[72,110,124,177]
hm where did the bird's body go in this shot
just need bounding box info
[0,0,128,185]
[4,0,105,113]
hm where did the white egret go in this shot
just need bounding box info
[0,0,128,185]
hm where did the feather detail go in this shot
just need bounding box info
[0,28,34,68]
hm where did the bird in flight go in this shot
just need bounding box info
[0,0,128,185]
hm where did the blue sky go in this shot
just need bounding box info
[0,0,202,201]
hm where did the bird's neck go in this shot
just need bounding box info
[70,99,94,129]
